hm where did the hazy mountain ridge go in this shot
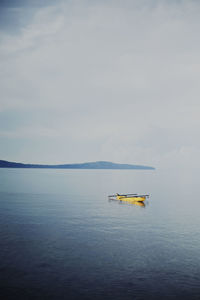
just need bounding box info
[0,160,155,170]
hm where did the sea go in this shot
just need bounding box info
[0,168,200,300]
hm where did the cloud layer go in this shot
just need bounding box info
[0,0,200,168]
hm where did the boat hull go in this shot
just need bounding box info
[116,195,146,202]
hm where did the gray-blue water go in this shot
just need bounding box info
[0,168,200,299]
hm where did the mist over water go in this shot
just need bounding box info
[0,168,200,299]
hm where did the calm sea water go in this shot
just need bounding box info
[0,168,200,300]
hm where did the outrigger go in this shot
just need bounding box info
[108,193,149,202]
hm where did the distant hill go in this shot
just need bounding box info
[0,160,155,170]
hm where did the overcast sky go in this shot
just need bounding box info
[0,0,200,168]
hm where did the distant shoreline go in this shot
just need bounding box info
[0,160,155,170]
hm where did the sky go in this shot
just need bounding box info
[0,0,200,168]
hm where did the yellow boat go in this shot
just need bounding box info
[109,193,149,202]
[116,195,146,201]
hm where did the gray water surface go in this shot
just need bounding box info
[0,168,200,299]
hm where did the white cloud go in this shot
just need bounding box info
[0,0,200,167]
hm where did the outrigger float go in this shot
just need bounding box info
[108,193,149,203]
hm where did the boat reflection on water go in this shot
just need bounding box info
[108,198,146,207]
